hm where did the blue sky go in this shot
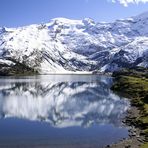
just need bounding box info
[0,0,148,27]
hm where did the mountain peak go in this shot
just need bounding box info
[51,17,82,25]
[0,12,148,75]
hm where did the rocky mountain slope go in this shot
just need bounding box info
[0,12,148,74]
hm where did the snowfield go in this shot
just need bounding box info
[0,12,148,74]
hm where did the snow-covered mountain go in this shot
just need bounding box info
[0,12,148,74]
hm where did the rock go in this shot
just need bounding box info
[136,135,140,138]
[132,132,137,136]
[137,138,143,142]
[125,145,131,148]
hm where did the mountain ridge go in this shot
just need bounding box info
[0,12,148,75]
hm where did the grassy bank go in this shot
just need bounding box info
[111,68,148,148]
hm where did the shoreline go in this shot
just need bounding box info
[106,106,145,148]
[0,71,112,77]
[107,68,148,148]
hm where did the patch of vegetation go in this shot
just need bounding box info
[112,66,148,78]
[140,143,148,148]
[111,67,148,148]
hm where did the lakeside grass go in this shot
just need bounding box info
[141,143,148,148]
[111,69,148,148]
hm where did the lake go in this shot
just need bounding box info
[0,75,130,148]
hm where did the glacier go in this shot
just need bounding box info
[0,12,148,75]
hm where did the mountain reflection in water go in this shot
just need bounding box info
[0,75,129,128]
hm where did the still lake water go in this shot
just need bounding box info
[0,75,130,148]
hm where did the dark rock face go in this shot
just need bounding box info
[0,58,37,76]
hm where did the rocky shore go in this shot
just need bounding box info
[106,67,148,148]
